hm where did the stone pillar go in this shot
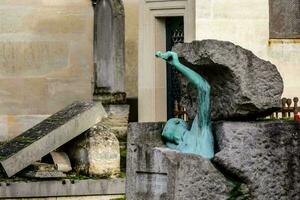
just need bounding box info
[94,0,125,93]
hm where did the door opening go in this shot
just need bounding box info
[165,17,186,120]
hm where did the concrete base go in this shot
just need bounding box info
[7,195,124,200]
[0,178,125,199]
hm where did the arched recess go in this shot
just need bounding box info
[93,0,125,93]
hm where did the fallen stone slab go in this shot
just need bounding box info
[0,101,107,177]
[126,122,245,200]
[213,121,300,199]
[173,40,283,120]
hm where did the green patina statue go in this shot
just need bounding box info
[156,51,214,159]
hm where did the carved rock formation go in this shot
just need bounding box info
[213,121,300,199]
[173,40,283,120]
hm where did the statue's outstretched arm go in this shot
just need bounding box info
[155,51,210,92]
[156,51,211,128]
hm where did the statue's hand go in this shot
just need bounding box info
[155,51,179,66]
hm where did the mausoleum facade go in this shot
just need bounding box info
[137,0,300,122]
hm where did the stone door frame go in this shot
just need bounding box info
[138,0,196,122]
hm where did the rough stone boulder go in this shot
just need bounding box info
[173,40,283,120]
[67,123,120,178]
[213,121,300,199]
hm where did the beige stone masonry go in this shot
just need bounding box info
[0,0,93,140]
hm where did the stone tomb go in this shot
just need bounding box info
[0,101,107,177]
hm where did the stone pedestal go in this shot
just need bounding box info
[126,122,235,200]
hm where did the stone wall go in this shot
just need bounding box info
[0,0,94,140]
[195,0,300,98]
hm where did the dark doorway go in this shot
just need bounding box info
[165,17,184,119]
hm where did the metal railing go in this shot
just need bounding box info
[271,97,299,119]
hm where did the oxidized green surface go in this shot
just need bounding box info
[156,51,214,159]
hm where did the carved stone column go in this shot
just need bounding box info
[93,0,125,93]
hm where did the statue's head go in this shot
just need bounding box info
[162,118,187,145]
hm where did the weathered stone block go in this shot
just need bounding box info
[67,123,120,177]
[49,151,72,173]
[213,121,300,200]
[0,101,107,177]
[173,40,283,120]
[126,122,236,200]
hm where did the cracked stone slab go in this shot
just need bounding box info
[173,40,283,120]
[0,101,107,177]
[213,121,300,200]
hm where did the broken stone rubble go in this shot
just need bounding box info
[20,162,67,179]
[0,101,107,177]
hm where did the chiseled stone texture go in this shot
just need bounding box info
[126,122,235,200]
[68,123,120,178]
[213,121,300,200]
[173,40,283,120]
[0,0,93,138]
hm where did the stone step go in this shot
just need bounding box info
[0,101,107,177]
